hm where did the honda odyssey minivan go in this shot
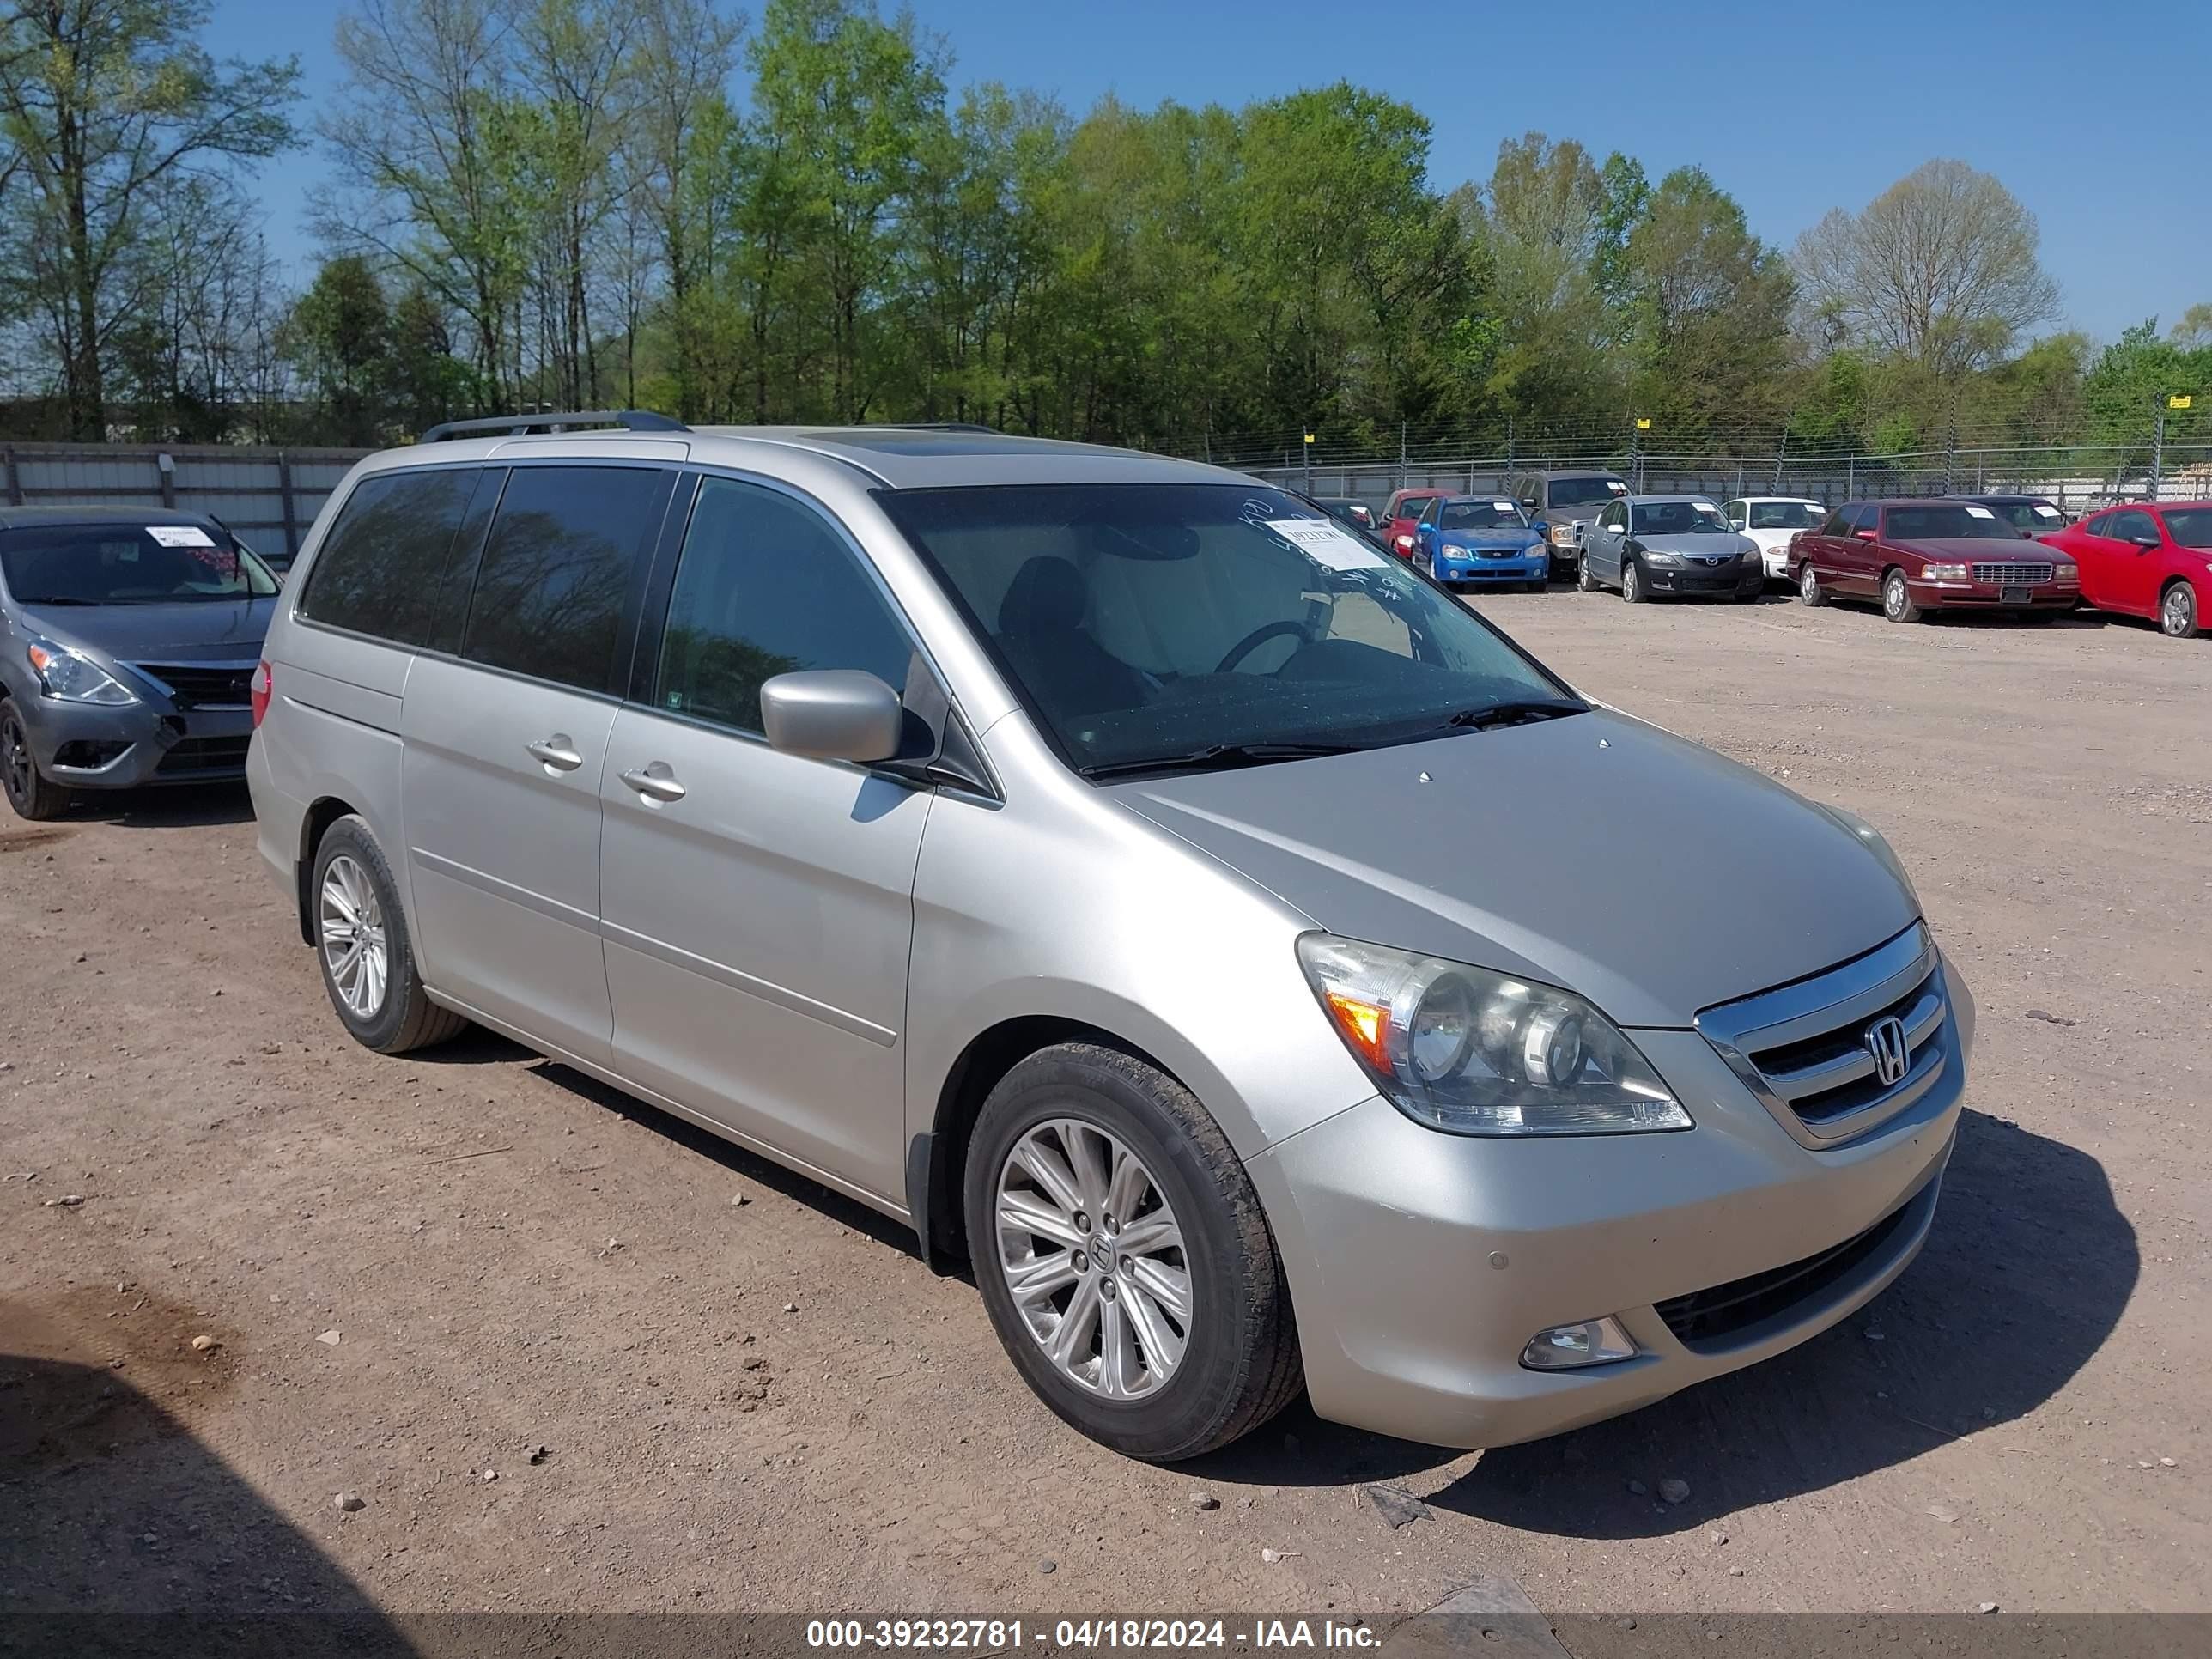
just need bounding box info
[247,414,1972,1462]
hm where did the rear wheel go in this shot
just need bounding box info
[2161,581,2201,640]
[964,1042,1302,1462]
[311,816,469,1054]
[0,699,70,822]
[1882,569,1923,624]
[1798,562,1826,607]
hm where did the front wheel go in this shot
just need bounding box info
[1882,569,1923,624]
[1798,563,1827,607]
[0,698,71,822]
[1621,558,1644,604]
[964,1043,1302,1462]
[1577,552,1597,592]
[2162,581,2201,639]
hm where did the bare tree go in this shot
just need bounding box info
[1795,160,2058,375]
[0,0,298,436]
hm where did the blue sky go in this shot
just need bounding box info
[205,0,2209,344]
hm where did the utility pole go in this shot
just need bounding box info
[1632,417,1650,491]
[1399,420,1407,489]
[1303,429,1315,495]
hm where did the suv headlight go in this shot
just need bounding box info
[1297,934,1690,1136]
[1547,525,1574,546]
[26,639,137,706]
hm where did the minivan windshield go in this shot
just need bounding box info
[0,523,276,605]
[881,483,1582,777]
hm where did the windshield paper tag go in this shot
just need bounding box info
[1964,505,1995,519]
[2034,505,2062,518]
[1492,500,1516,512]
[1606,480,1627,492]
[1266,518,1388,571]
[146,525,216,547]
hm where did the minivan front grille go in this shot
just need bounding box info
[131,661,258,709]
[1969,562,2053,585]
[1696,923,1948,1147]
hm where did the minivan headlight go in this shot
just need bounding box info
[26,639,137,706]
[1296,934,1690,1136]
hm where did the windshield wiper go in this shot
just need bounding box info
[1079,739,1361,781]
[17,596,99,605]
[1436,699,1588,732]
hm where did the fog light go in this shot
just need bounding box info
[1521,1315,1638,1370]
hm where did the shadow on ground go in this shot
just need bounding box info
[60,781,252,830]
[0,1296,412,1657]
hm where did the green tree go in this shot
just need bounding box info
[285,255,395,445]
[0,0,298,436]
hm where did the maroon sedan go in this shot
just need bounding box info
[1790,499,2079,623]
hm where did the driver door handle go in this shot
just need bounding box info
[620,763,687,804]
[526,735,584,772]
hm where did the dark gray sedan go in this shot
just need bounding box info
[1,506,280,819]
[1577,494,1765,603]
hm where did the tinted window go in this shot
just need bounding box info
[1632,501,1730,536]
[2107,509,2159,544]
[2081,512,2112,536]
[653,477,916,735]
[462,465,668,693]
[1437,501,1526,532]
[1546,476,1627,507]
[300,469,476,645]
[2,521,276,607]
[2164,509,2212,549]
[1845,505,1875,532]
[1748,501,1825,530]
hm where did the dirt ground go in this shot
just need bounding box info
[3,586,2207,1635]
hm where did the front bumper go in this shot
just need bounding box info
[1917,578,2076,610]
[1644,562,1765,599]
[1249,971,1968,1449]
[1435,549,1548,584]
[20,695,252,790]
[1760,546,1793,578]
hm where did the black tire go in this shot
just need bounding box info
[963,1042,1302,1462]
[1882,568,1923,624]
[2161,581,2201,640]
[1577,552,1597,592]
[0,698,71,822]
[309,815,469,1054]
[1797,562,1826,607]
[1621,557,1644,604]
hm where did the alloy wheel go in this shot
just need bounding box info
[319,854,390,1019]
[2163,585,2197,638]
[1800,565,1820,604]
[994,1117,1193,1400]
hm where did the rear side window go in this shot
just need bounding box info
[461,465,671,694]
[300,469,477,645]
[653,477,915,735]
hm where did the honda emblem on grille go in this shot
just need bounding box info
[1865,1015,1910,1087]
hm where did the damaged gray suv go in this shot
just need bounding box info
[247,414,1972,1461]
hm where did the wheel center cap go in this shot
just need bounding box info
[1089,1237,1115,1273]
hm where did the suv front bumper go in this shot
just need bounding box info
[1249,974,1970,1449]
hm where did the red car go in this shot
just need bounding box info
[1790,498,2079,623]
[1379,487,1450,561]
[2037,501,2209,640]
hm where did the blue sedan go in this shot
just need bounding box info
[1414,496,1550,590]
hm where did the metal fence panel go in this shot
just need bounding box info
[1,441,372,561]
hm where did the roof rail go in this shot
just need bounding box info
[866,422,1000,434]
[417,410,690,444]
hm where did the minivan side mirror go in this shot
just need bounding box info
[759,671,904,764]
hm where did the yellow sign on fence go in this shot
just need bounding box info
[1634,417,1651,430]
[2170,394,2193,410]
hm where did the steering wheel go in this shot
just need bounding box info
[1215,620,1312,674]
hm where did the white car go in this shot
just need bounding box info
[1724,496,1829,580]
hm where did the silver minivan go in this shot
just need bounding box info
[247,416,1972,1462]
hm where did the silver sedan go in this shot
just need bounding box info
[1579,495,1766,603]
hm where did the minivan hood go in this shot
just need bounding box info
[21,597,276,662]
[1114,709,1916,1028]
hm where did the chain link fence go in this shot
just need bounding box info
[2,441,368,564]
[1237,443,2212,516]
